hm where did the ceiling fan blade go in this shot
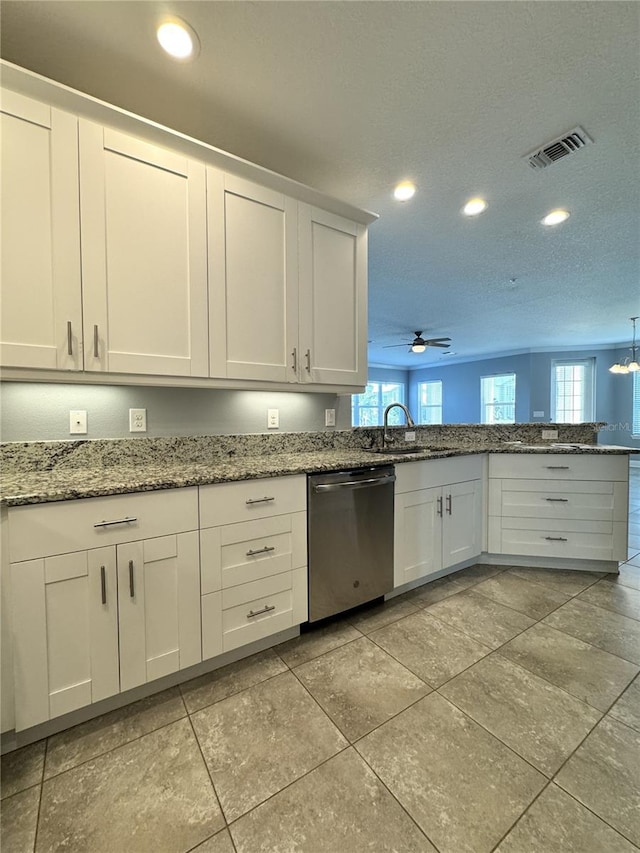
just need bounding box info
[426,342,451,348]
[382,342,414,348]
[424,337,451,344]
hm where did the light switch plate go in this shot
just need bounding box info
[533,411,545,418]
[129,408,147,432]
[69,410,87,434]
[267,409,279,429]
[325,408,336,427]
[541,428,558,440]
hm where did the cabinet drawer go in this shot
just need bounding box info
[395,455,485,494]
[199,475,306,527]
[200,512,306,594]
[499,518,619,561]
[496,483,625,522]
[489,453,628,482]
[8,488,199,562]
[220,568,307,652]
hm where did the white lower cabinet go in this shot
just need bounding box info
[199,476,308,658]
[394,456,484,588]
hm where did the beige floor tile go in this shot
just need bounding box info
[356,692,545,853]
[578,579,640,621]
[275,619,361,667]
[609,563,640,591]
[230,748,435,853]
[191,829,235,853]
[441,654,601,776]
[609,676,640,732]
[543,599,640,664]
[37,718,222,853]
[495,783,637,852]
[1,739,45,799]
[473,572,570,619]
[427,589,535,649]
[348,596,420,633]
[556,716,640,847]
[499,622,639,711]
[180,648,287,713]
[191,671,347,822]
[406,575,469,607]
[45,686,186,779]
[294,636,430,741]
[0,786,40,853]
[370,608,492,687]
[508,566,604,596]
[447,562,507,586]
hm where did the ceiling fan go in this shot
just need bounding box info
[383,331,452,353]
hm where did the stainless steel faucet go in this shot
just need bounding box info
[383,403,415,446]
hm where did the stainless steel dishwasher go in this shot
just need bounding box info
[307,466,395,622]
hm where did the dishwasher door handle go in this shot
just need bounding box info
[313,474,396,493]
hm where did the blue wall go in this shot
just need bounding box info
[407,348,637,448]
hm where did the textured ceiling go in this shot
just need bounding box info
[1,0,639,368]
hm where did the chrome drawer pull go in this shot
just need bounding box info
[305,349,311,372]
[545,498,569,502]
[446,494,452,515]
[94,516,138,528]
[544,536,568,541]
[245,497,275,505]
[291,347,297,372]
[437,496,443,517]
[93,324,99,358]
[100,565,107,604]
[247,604,276,619]
[546,466,570,470]
[129,560,135,597]
[67,321,73,356]
[246,546,276,556]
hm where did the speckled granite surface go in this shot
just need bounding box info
[1,424,633,507]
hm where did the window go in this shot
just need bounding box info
[352,381,405,426]
[633,371,640,437]
[551,359,595,423]
[481,373,516,424]
[417,380,443,424]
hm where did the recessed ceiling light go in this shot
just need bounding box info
[394,181,416,202]
[157,17,199,60]
[541,209,570,226]
[462,197,487,216]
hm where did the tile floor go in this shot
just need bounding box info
[2,466,639,853]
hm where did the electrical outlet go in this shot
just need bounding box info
[541,428,558,440]
[69,410,87,434]
[533,411,545,418]
[267,408,279,429]
[129,408,147,432]
[325,408,336,427]
[404,431,416,442]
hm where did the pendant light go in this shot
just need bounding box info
[609,317,640,374]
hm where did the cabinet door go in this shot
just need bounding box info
[117,533,200,693]
[442,480,482,569]
[10,547,119,731]
[298,204,367,386]
[208,170,298,381]
[1,90,82,370]
[394,487,442,587]
[79,122,208,377]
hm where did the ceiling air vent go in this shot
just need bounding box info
[524,126,594,170]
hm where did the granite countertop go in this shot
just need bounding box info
[0,442,633,507]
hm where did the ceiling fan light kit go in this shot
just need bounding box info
[383,331,452,354]
[609,317,640,374]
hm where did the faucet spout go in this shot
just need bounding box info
[382,403,415,446]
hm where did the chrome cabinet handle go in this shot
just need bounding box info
[67,321,73,356]
[313,474,395,492]
[305,349,311,372]
[247,604,276,619]
[94,516,138,528]
[100,565,107,605]
[545,498,569,502]
[291,348,297,372]
[128,560,135,597]
[93,324,99,358]
[246,546,276,556]
[544,536,568,541]
[446,494,452,515]
[546,466,570,470]
[245,496,275,505]
[437,496,443,517]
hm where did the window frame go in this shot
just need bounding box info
[417,380,443,425]
[480,373,516,424]
[550,358,595,423]
[351,381,406,427]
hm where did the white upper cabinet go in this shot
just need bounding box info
[0,91,82,370]
[298,204,367,386]
[79,122,209,377]
[208,171,298,382]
